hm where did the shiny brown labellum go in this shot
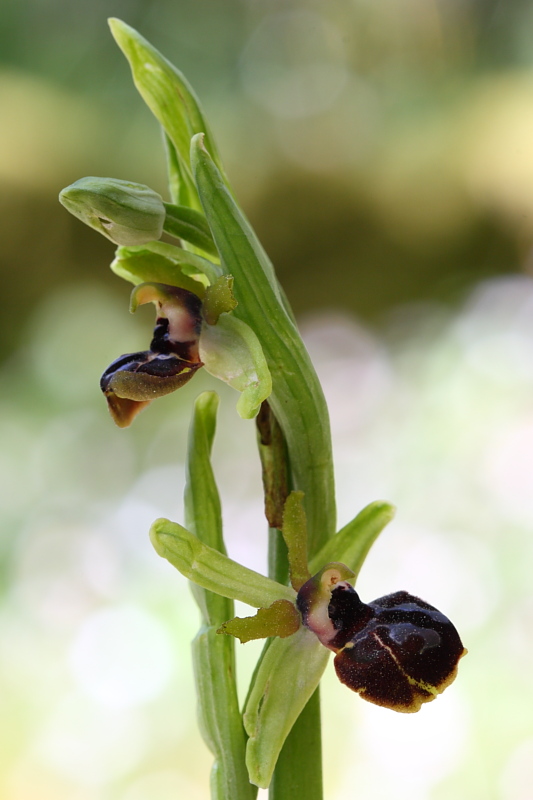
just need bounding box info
[100,284,203,427]
[297,571,466,713]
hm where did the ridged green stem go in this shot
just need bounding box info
[191,135,336,557]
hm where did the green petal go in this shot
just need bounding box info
[199,314,272,419]
[217,600,300,644]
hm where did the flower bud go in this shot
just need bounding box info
[59,177,165,245]
[297,567,466,713]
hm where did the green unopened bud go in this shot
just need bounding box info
[59,177,165,245]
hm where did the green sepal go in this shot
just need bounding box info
[199,314,272,419]
[109,18,227,211]
[59,176,165,245]
[309,500,396,579]
[281,491,311,592]
[111,240,221,289]
[217,599,300,644]
[150,517,295,609]
[243,628,330,789]
[203,276,238,325]
[163,202,218,256]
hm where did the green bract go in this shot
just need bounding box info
[183,394,255,800]
[243,628,329,789]
[108,17,227,209]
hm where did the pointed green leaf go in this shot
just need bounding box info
[243,628,329,789]
[150,517,295,608]
[109,18,227,211]
[199,314,272,419]
[164,132,192,207]
[217,600,300,644]
[192,626,256,800]
[184,391,227,622]
[183,393,255,800]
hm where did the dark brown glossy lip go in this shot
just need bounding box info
[331,587,466,712]
[100,283,204,427]
[297,573,466,713]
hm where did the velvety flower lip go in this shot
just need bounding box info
[100,283,204,427]
[100,349,203,427]
[297,567,467,713]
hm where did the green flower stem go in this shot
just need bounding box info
[254,402,323,800]
[268,688,323,799]
[150,518,295,609]
[184,392,256,800]
[191,134,336,558]
[191,135,335,799]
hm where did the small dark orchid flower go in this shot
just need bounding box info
[297,563,467,713]
[100,275,273,426]
[100,283,203,427]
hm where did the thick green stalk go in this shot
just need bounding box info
[191,138,334,799]
[191,135,336,557]
[268,689,323,798]
[254,402,324,800]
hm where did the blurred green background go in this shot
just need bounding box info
[2,1,533,798]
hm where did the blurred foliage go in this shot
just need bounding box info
[3,0,533,361]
